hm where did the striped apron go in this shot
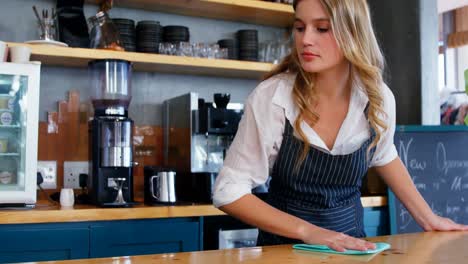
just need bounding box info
[257,109,376,246]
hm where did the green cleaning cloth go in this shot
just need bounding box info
[293,242,391,255]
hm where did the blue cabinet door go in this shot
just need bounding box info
[89,218,201,258]
[0,223,89,263]
[363,207,389,237]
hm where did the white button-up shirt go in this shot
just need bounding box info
[213,72,398,208]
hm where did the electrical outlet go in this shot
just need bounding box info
[64,161,89,189]
[37,161,57,189]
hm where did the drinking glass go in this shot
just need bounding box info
[38,18,57,41]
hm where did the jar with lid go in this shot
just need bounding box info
[87,11,124,51]
[88,59,132,115]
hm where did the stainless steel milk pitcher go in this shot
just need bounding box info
[150,171,176,203]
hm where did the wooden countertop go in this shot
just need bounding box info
[0,196,386,224]
[30,231,468,263]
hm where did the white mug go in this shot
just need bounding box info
[60,188,75,208]
[0,41,7,62]
[9,46,31,63]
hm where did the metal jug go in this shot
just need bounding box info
[149,171,176,203]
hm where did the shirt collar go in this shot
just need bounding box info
[272,70,370,120]
[271,73,297,122]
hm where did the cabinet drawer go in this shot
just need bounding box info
[363,207,387,226]
[363,207,389,237]
[0,224,88,263]
[89,218,201,258]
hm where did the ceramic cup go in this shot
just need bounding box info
[0,171,13,184]
[60,188,75,208]
[9,45,31,63]
[0,41,7,62]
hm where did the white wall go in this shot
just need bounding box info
[438,0,468,13]
[457,46,468,91]
[0,0,284,125]
[422,0,440,125]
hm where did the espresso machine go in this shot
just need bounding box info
[163,93,243,203]
[88,59,136,207]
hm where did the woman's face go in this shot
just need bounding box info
[294,0,346,73]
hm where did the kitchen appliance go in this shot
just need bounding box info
[88,59,136,207]
[0,62,40,208]
[56,0,90,48]
[203,215,258,250]
[219,228,258,249]
[144,166,176,205]
[163,92,243,203]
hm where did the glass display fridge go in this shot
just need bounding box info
[0,62,40,208]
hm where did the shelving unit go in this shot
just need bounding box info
[0,153,20,157]
[85,0,295,27]
[7,42,274,79]
[0,125,20,129]
[7,1,294,78]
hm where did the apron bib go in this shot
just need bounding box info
[257,107,375,246]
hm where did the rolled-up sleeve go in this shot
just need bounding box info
[370,84,398,167]
[212,90,274,208]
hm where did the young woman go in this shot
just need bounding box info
[213,0,468,252]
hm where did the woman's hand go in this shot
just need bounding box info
[424,214,468,232]
[298,224,376,252]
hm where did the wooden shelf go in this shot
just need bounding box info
[86,0,295,27]
[7,42,274,79]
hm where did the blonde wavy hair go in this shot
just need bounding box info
[264,0,387,170]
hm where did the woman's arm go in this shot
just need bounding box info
[374,157,468,231]
[220,194,376,252]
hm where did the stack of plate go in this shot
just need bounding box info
[237,30,258,61]
[217,39,238,60]
[136,20,163,53]
[163,26,190,43]
[112,18,136,52]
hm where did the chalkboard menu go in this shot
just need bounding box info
[389,125,468,234]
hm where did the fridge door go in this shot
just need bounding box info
[0,63,40,205]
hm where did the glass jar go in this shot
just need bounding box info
[87,11,124,51]
[88,59,132,113]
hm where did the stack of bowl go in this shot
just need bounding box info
[163,26,190,44]
[136,20,163,53]
[217,39,238,60]
[236,29,258,61]
[112,18,136,52]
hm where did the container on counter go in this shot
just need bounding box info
[0,95,15,111]
[0,158,16,185]
[88,11,124,51]
[0,110,13,125]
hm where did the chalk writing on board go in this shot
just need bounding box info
[412,176,427,191]
[399,138,426,171]
[446,204,461,215]
[451,176,462,191]
[399,206,412,230]
[436,142,468,176]
[391,128,468,234]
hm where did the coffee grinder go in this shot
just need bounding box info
[88,59,136,207]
